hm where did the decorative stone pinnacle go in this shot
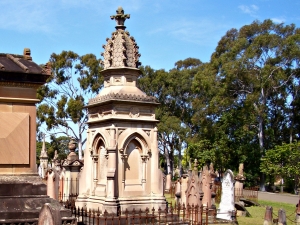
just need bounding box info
[110,6,130,30]
[40,133,48,158]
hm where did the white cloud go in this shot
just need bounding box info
[271,17,286,23]
[0,1,58,33]
[239,4,259,17]
[148,18,227,46]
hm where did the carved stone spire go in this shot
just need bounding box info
[101,7,141,69]
[110,6,130,30]
[40,133,48,158]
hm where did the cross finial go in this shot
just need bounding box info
[110,6,130,30]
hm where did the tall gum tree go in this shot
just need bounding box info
[138,58,202,175]
[198,20,300,190]
[37,51,103,159]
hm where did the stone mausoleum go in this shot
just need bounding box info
[0,49,72,223]
[76,7,166,213]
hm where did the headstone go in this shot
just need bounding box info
[46,169,59,200]
[181,174,189,205]
[165,174,172,192]
[296,199,300,225]
[263,206,273,225]
[38,203,62,225]
[210,163,217,208]
[201,165,212,208]
[217,169,235,220]
[175,179,181,204]
[278,208,286,225]
[186,159,203,207]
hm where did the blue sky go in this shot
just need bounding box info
[1,0,299,71]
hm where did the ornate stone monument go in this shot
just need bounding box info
[217,169,235,221]
[40,134,49,178]
[76,7,166,213]
[61,139,83,201]
[0,49,72,223]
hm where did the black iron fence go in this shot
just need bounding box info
[63,201,236,225]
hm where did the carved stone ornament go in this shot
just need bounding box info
[88,92,157,106]
[100,7,141,69]
[141,154,149,163]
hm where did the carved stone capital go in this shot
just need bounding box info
[141,154,149,163]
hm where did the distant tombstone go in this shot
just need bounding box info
[38,203,62,225]
[46,169,59,200]
[217,169,235,220]
[38,165,43,178]
[263,206,273,225]
[278,208,286,225]
[201,165,212,208]
[175,179,181,204]
[296,199,300,225]
[181,174,189,205]
[165,174,171,192]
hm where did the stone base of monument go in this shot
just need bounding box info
[76,195,167,215]
[0,176,73,224]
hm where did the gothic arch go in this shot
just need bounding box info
[92,132,107,155]
[118,130,150,154]
[91,132,108,187]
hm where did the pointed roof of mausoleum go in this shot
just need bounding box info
[88,7,157,107]
[101,6,141,69]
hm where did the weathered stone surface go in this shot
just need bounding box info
[38,203,62,225]
[0,112,29,164]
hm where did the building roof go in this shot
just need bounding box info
[0,48,50,85]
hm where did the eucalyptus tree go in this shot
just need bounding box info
[37,51,103,159]
[138,58,202,175]
[192,19,300,189]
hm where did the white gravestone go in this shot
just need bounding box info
[217,169,235,220]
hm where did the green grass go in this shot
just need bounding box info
[237,200,296,225]
[165,194,296,225]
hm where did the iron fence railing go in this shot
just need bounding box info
[63,201,237,225]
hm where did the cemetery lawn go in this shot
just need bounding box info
[165,194,296,225]
[237,200,295,225]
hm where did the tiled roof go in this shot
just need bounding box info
[0,48,50,84]
[0,52,48,74]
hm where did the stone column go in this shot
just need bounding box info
[104,125,118,214]
[141,155,149,185]
[92,155,98,195]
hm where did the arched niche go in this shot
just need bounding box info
[118,130,151,155]
[91,134,107,185]
[121,133,148,186]
[124,139,142,184]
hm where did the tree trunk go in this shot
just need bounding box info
[78,123,83,160]
[164,146,171,174]
[178,138,182,177]
[259,88,266,191]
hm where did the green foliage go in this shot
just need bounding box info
[37,51,103,158]
[260,141,300,190]
[36,136,70,165]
